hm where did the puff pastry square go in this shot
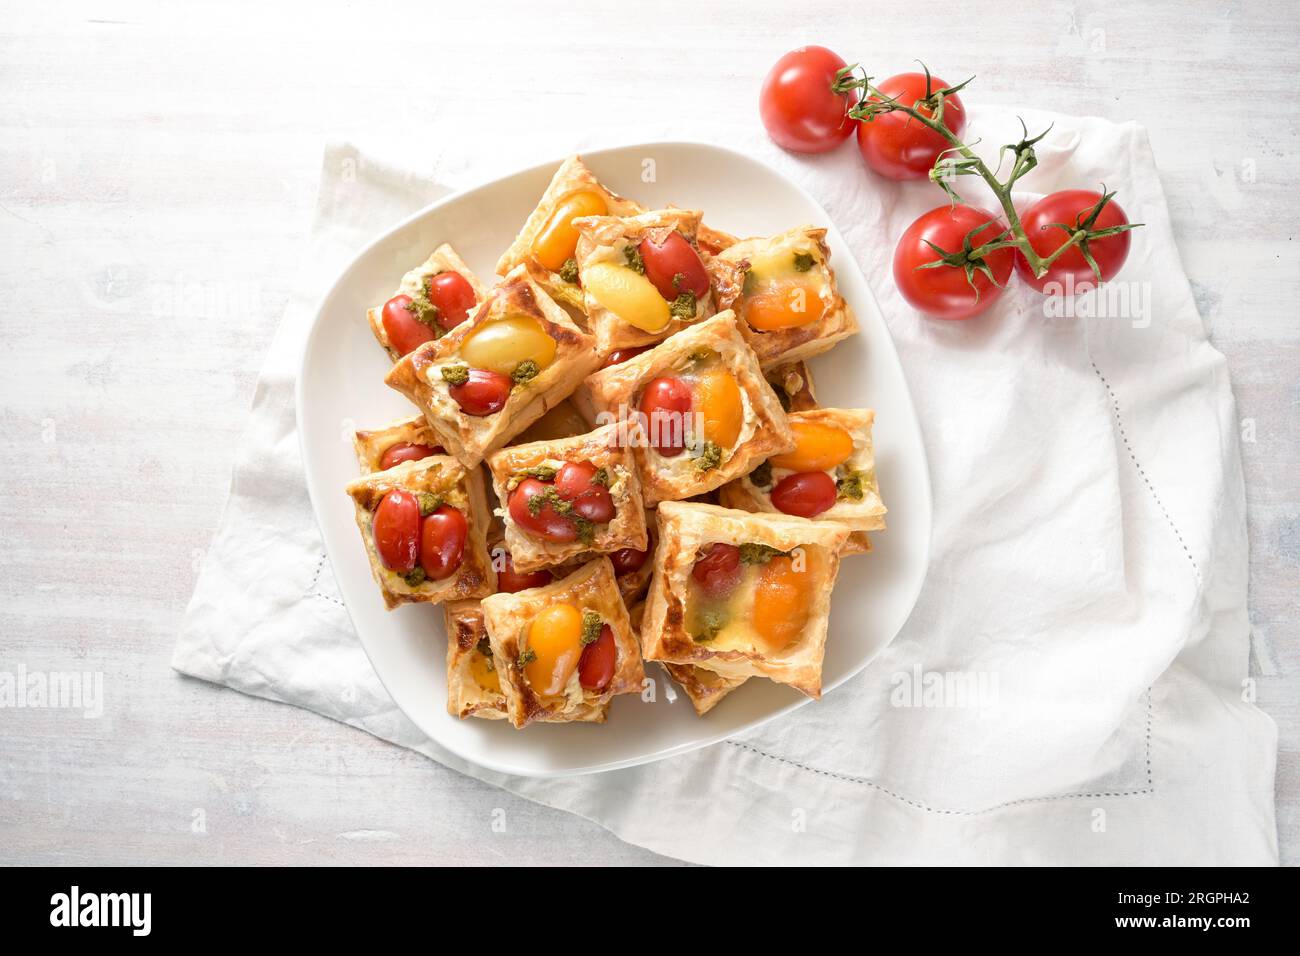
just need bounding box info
[708,226,858,368]
[572,208,717,354]
[384,265,600,467]
[443,599,610,724]
[718,407,885,555]
[640,501,849,698]
[496,156,646,312]
[485,422,648,573]
[481,557,644,728]
[353,415,444,474]
[344,456,495,609]
[583,311,795,505]
[367,243,489,362]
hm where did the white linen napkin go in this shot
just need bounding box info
[173,112,1278,865]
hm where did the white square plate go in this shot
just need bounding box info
[298,142,931,776]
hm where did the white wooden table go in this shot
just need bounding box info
[2,0,1296,865]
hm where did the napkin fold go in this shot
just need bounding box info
[174,113,1278,865]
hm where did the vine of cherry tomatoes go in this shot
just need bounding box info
[758,47,1136,321]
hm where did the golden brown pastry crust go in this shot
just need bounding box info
[485,423,648,572]
[640,501,849,698]
[765,360,819,412]
[353,415,443,474]
[583,311,795,505]
[384,265,600,468]
[444,600,609,723]
[627,600,740,716]
[367,244,489,363]
[572,208,717,353]
[717,407,885,555]
[481,557,644,728]
[709,226,858,368]
[509,398,590,446]
[344,456,495,609]
[613,510,656,606]
[496,156,646,311]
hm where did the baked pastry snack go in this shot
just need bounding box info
[485,422,648,572]
[572,208,716,354]
[481,557,644,728]
[344,456,494,609]
[583,311,795,505]
[640,501,849,698]
[509,397,590,446]
[628,600,744,717]
[765,360,818,412]
[368,244,488,362]
[718,408,885,555]
[496,156,646,312]
[384,265,600,467]
[708,226,858,368]
[353,415,445,474]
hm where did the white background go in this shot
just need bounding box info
[2,0,1295,864]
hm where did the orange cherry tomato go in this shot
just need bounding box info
[378,442,444,470]
[752,554,813,652]
[640,231,709,301]
[419,505,467,580]
[578,624,617,692]
[449,369,511,417]
[640,376,692,457]
[533,190,608,271]
[373,489,421,572]
[742,279,827,330]
[770,471,837,518]
[695,368,743,449]
[525,603,584,695]
[768,422,853,473]
[427,272,477,330]
[691,543,742,599]
[381,294,435,357]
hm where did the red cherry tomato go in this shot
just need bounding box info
[419,505,467,580]
[381,295,435,357]
[508,478,577,542]
[691,543,742,599]
[639,376,692,458]
[602,346,650,369]
[427,272,477,330]
[496,551,553,593]
[609,546,649,577]
[578,624,617,692]
[855,72,967,181]
[373,489,421,572]
[555,461,615,524]
[378,442,444,470]
[759,46,856,154]
[770,471,838,518]
[1014,189,1132,294]
[639,232,710,301]
[893,205,1014,321]
[449,368,512,416]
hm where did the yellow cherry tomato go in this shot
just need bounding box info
[525,603,583,696]
[695,367,743,449]
[532,190,608,271]
[458,315,557,375]
[470,649,501,694]
[752,554,814,653]
[583,262,672,333]
[768,421,854,473]
[742,278,826,330]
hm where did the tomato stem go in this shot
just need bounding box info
[848,74,1141,278]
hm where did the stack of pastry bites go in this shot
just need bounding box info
[345,155,887,728]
